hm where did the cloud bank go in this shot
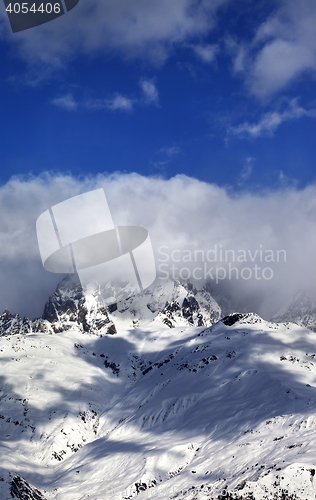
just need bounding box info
[0,0,228,67]
[1,172,316,320]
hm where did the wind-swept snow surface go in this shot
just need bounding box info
[0,281,316,499]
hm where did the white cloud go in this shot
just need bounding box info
[233,0,316,98]
[238,158,254,184]
[192,43,218,63]
[105,94,134,111]
[250,40,316,98]
[160,146,180,157]
[52,93,78,110]
[140,79,159,105]
[1,172,316,320]
[53,80,159,112]
[150,146,180,170]
[225,36,247,73]
[0,0,229,68]
[229,99,316,138]
[86,94,135,111]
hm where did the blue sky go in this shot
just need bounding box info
[0,0,316,189]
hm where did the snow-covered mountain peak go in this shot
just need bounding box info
[40,275,222,334]
[1,275,222,339]
[107,278,221,329]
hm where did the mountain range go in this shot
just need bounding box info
[1,276,316,499]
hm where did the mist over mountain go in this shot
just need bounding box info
[1,173,316,322]
[272,290,316,333]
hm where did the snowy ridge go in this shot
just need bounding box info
[107,278,221,329]
[1,279,316,499]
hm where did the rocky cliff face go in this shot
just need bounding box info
[0,309,52,337]
[42,274,117,335]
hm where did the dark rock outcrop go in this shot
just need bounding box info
[42,275,116,336]
[10,474,47,500]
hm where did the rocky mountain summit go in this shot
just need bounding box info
[0,276,222,338]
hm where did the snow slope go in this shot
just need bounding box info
[1,280,316,499]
